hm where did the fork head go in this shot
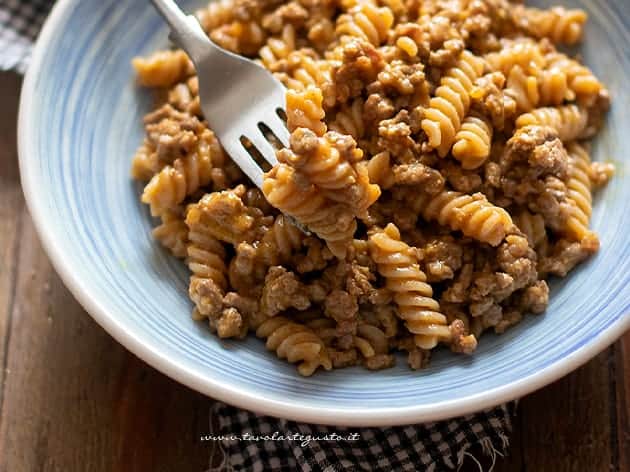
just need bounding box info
[170,14,290,188]
[196,50,291,187]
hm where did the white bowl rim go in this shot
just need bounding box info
[17,0,630,426]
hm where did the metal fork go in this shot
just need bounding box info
[150,0,289,188]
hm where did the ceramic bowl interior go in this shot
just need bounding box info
[18,0,630,425]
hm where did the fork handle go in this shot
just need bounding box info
[149,0,213,63]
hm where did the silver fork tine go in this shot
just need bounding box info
[220,137,265,188]
[150,0,291,191]
[265,113,291,148]
[245,127,279,167]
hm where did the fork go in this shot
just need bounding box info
[150,0,290,189]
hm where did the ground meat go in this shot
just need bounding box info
[418,236,464,282]
[229,242,266,297]
[440,234,537,321]
[329,39,385,105]
[364,354,396,370]
[345,263,376,301]
[441,263,474,304]
[260,266,311,317]
[328,131,363,164]
[366,199,419,232]
[377,60,426,96]
[325,290,358,323]
[413,14,465,68]
[261,1,308,32]
[526,177,574,232]
[189,278,223,318]
[492,308,521,334]
[437,161,482,193]
[364,93,396,128]
[306,279,329,304]
[143,104,205,163]
[517,280,549,315]
[377,110,419,160]
[329,348,359,368]
[283,127,320,159]
[585,89,611,138]
[495,127,575,228]
[449,319,478,354]
[502,125,569,180]
[393,162,445,194]
[216,307,247,338]
[539,239,595,277]
[372,304,398,337]
[223,291,261,327]
[196,186,266,244]
[407,347,431,370]
[470,72,514,130]
[296,237,334,273]
[497,234,538,290]
[589,161,615,189]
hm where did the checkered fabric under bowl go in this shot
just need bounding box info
[208,402,514,471]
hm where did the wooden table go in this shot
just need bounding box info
[1,71,628,471]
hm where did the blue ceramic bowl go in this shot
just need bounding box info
[18,0,630,425]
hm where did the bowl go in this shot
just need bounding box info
[18,0,630,426]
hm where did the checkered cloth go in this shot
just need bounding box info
[210,402,513,471]
[0,0,53,72]
[3,2,515,470]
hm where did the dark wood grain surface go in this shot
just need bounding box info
[1,71,627,472]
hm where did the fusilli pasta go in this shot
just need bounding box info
[130,0,614,375]
[256,316,332,376]
[421,50,486,157]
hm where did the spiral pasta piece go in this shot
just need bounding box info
[258,24,297,70]
[186,188,260,245]
[263,164,357,258]
[195,0,236,33]
[186,215,228,319]
[354,324,390,357]
[153,208,188,258]
[421,50,486,157]
[141,129,226,216]
[516,105,588,142]
[452,115,493,169]
[132,50,194,88]
[545,52,603,100]
[515,6,587,45]
[329,98,365,139]
[286,87,327,136]
[504,65,539,113]
[485,39,544,76]
[563,143,597,245]
[279,129,380,214]
[210,20,267,56]
[537,68,571,106]
[414,191,514,247]
[256,316,332,376]
[513,209,547,249]
[283,55,333,93]
[131,141,165,182]
[369,224,450,349]
[366,151,395,189]
[256,215,306,266]
[335,2,394,46]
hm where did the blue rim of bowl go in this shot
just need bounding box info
[17,0,630,426]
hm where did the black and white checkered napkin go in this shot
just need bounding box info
[3,2,514,470]
[0,0,53,72]
[210,402,513,471]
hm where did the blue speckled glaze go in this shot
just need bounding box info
[18,0,630,425]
